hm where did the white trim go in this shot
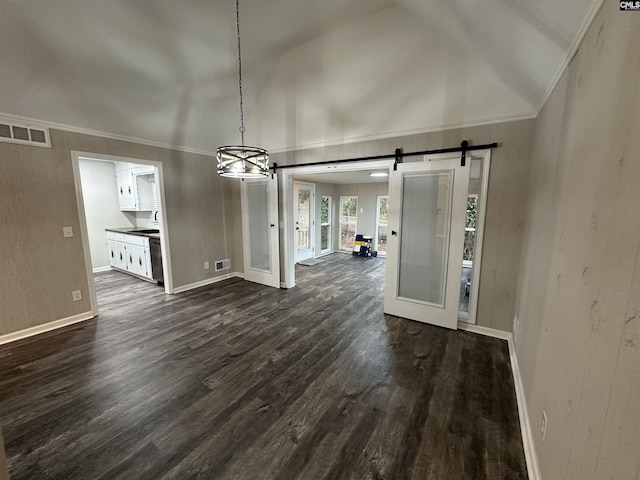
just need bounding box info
[509,336,542,480]
[0,110,537,157]
[465,150,491,325]
[535,0,605,115]
[172,272,243,294]
[269,112,536,154]
[0,111,216,158]
[457,321,541,480]
[0,312,95,346]
[92,266,112,273]
[456,321,511,341]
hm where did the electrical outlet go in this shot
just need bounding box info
[63,226,74,238]
[541,410,548,441]
[513,314,520,345]
[204,261,210,270]
[72,290,82,301]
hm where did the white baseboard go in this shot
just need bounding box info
[92,266,112,273]
[508,335,541,480]
[172,272,243,294]
[0,312,95,346]
[457,322,511,341]
[457,321,540,480]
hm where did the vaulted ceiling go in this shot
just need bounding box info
[0,0,601,154]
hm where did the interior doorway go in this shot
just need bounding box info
[71,151,173,317]
[280,150,490,326]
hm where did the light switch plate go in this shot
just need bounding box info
[63,226,74,238]
[72,290,82,301]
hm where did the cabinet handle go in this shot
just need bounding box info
[111,251,114,258]
[119,253,123,261]
[120,187,123,195]
[128,186,132,194]
[139,257,142,266]
[129,255,133,263]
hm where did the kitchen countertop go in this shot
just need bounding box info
[106,227,161,239]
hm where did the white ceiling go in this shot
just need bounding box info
[0,0,602,154]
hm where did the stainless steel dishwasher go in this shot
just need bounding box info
[149,237,164,284]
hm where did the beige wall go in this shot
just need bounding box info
[272,118,533,331]
[0,129,238,337]
[514,4,640,479]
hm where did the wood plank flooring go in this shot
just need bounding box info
[0,253,527,479]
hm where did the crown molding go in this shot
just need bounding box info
[268,111,536,154]
[0,111,217,158]
[535,0,606,115]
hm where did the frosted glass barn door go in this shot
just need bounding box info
[241,175,280,288]
[383,157,470,329]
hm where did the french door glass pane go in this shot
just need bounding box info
[321,225,329,250]
[320,197,330,223]
[297,189,310,252]
[398,172,452,306]
[247,182,271,271]
[339,197,357,250]
[377,196,388,253]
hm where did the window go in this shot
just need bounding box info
[320,196,332,254]
[375,195,388,255]
[464,195,478,265]
[339,196,358,250]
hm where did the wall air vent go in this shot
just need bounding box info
[0,117,51,148]
[214,259,231,272]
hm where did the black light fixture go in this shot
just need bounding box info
[217,0,269,178]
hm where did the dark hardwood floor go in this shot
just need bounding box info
[0,253,527,479]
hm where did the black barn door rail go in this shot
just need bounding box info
[270,140,498,174]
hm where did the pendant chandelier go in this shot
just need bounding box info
[217,0,269,178]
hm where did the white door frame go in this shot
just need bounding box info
[71,151,174,317]
[460,150,491,325]
[281,160,394,288]
[293,181,316,263]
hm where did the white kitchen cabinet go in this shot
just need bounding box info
[126,244,149,277]
[106,231,153,281]
[115,168,155,211]
[116,169,136,210]
[115,242,127,270]
[107,240,117,267]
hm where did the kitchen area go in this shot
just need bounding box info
[78,157,165,286]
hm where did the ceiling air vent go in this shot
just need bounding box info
[0,117,51,148]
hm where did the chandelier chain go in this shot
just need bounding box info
[235,0,245,145]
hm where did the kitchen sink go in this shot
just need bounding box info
[132,229,160,234]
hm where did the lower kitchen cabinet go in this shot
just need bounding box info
[106,231,153,281]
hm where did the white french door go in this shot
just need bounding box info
[383,156,470,330]
[241,175,280,288]
[294,182,315,262]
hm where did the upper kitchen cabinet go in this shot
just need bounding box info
[114,162,155,211]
